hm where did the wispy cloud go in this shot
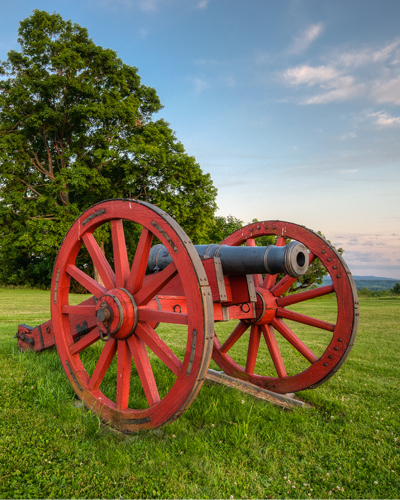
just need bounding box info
[288,23,324,54]
[369,110,400,127]
[281,37,400,105]
[197,0,210,9]
[334,39,400,67]
[340,169,358,173]
[371,75,400,105]
[339,132,356,140]
[189,76,210,93]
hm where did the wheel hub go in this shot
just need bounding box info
[95,288,138,340]
[254,288,277,325]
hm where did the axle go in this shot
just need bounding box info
[147,241,309,278]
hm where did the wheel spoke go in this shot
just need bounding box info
[276,285,334,308]
[62,305,96,317]
[260,324,287,378]
[135,322,182,376]
[139,308,188,325]
[116,340,132,410]
[69,328,101,355]
[276,308,335,332]
[88,337,117,391]
[82,233,116,290]
[270,275,297,296]
[246,238,262,287]
[262,236,286,289]
[127,334,160,407]
[245,325,261,374]
[66,265,107,298]
[135,263,178,306]
[220,321,249,353]
[126,227,153,294]
[111,219,130,288]
[271,318,318,363]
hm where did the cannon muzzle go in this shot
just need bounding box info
[147,241,309,278]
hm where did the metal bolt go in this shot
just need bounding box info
[333,265,337,269]
[337,274,340,279]
[323,363,328,366]
[329,355,333,359]
[334,347,339,351]
[338,338,342,342]
[257,226,260,230]
[327,258,331,262]
[322,250,326,254]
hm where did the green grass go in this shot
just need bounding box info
[0,288,399,499]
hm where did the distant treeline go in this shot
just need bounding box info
[358,283,400,297]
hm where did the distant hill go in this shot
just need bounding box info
[321,275,399,291]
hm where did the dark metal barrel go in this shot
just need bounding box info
[147,241,309,278]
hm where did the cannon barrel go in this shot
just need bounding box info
[147,241,309,278]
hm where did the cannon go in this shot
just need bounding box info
[15,199,359,432]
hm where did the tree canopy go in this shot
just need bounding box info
[0,10,217,287]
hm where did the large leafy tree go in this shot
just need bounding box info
[0,10,217,287]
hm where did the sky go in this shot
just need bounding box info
[1,0,399,278]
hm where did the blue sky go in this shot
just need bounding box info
[1,0,399,278]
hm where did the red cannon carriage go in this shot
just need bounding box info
[15,199,358,432]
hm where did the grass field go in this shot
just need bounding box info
[0,288,399,499]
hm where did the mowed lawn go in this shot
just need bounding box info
[0,288,399,499]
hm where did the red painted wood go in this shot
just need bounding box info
[88,338,117,391]
[116,340,132,410]
[245,325,261,374]
[228,275,253,305]
[270,275,297,297]
[138,308,188,325]
[260,324,287,378]
[126,227,153,294]
[276,308,335,332]
[135,263,178,306]
[135,322,182,376]
[66,265,107,298]
[271,317,318,363]
[69,328,100,355]
[111,219,130,288]
[82,233,116,290]
[127,334,160,407]
[220,321,249,353]
[202,258,224,302]
[51,199,214,432]
[62,305,96,317]
[276,285,334,307]
[214,220,358,394]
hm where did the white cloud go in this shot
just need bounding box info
[288,23,324,55]
[335,39,400,67]
[339,132,356,140]
[371,75,400,105]
[190,76,210,93]
[302,79,365,104]
[281,37,400,105]
[282,65,339,86]
[340,169,358,173]
[197,0,210,8]
[369,110,400,127]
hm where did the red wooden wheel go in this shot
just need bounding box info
[212,221,359,394]
[51,199,214,432]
